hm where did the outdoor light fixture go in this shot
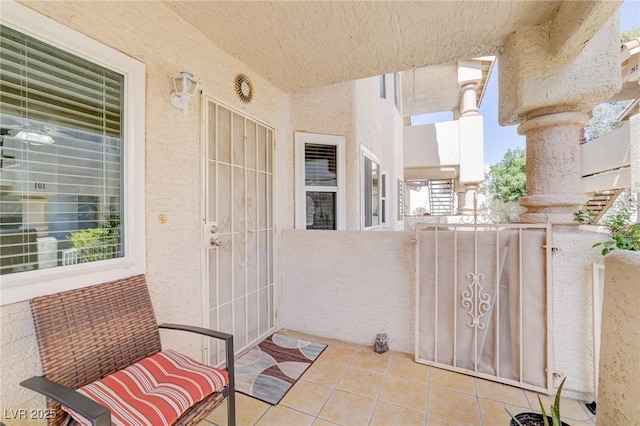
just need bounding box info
[170,71,200,117]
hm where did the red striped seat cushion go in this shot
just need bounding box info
[62,350,228,426]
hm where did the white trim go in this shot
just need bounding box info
[381,170,389,227]
[360,145,381,230]
[294,132,346,230]
[0,2,146,305]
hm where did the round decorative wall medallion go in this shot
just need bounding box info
[234,73,254,104]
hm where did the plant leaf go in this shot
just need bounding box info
[504,408,524,426]
[538,395,550,426]
[552,377,566,425]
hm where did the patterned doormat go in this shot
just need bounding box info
[235,332,327,405]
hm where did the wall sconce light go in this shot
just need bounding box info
[170,71,200,117]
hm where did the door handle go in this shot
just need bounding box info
[210,236,221,247]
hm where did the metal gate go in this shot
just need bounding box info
[415,223,552,393]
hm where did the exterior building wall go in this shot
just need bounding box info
[354,77,405,229]
[597,251,640,424]
[288,81,359,229]
[404,122,460,169]
[631,113,640,193]
[0,2,407,417]
[280,230,416,353]
[1,1,290,419]
[280,228,610,399]
[0,1,626,420]
[289,76,404,230]
[458,115,484,184]
[550,229,609,400]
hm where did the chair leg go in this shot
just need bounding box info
[225,335,235,426]
[227,388,236,426]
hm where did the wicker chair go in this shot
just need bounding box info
[20,275,235,426]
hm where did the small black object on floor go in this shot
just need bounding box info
[586,400,597,415]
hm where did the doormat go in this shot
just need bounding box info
[235,332,327,405]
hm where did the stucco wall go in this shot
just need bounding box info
[289,76,404,230]
[280,230,417,353]
[597,250,640,424]
[404,121,460,169]
[280,227,611,398]
[354,77,405,229]
[1,2,289,422]
[550,229,609,400]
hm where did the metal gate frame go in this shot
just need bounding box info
[414,222,553,394]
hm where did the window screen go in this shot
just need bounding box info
[0,25,124,275]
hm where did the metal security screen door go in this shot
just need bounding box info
[203,97,276,364]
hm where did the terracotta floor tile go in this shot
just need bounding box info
[525,391,594,422]
[475,378,529,407]
[278,329,332,345]
[350,349,392,373]
[380,376,429,412]
[280,379,333,417]
[428,388,481,425]
[205,332,598,426]
[254,405,315,426]
[318,389,376,426]
[479,398,530,425]
[319,344,360,364]
[303,358,347,387]
[312,419,340,426]
[337,367,385,398]
[429,368,476,395]
[426,415,471,426]
[205,393,270,426]
[389,352,430,384]
[370,401,426,426]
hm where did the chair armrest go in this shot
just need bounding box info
[157,323,236,426]
[158,323,232,342]
[158,323,234,372]
[20,376,111,426]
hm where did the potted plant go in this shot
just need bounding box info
[507,377,570,426]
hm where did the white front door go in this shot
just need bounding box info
[202,97,276,364]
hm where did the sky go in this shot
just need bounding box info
[413,0,640,168]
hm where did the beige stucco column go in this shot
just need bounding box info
[517,110,590,224]
[458,184,479,215]
[597,251,640,425]
[498,15,621,224]
[460,82,479,117]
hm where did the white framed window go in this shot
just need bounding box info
[0,2,145,305]
[380,171,389,227]
[361,146,381,230]
[295,132,346,230]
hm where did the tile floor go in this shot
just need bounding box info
[201,330,597,426]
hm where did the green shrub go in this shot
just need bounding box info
[593,204,640,255]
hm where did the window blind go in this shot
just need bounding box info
[1,26,122,136]
[0,25,124,276]
[304,143,337,186]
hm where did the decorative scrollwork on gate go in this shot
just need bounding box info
[461,272,490,329]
